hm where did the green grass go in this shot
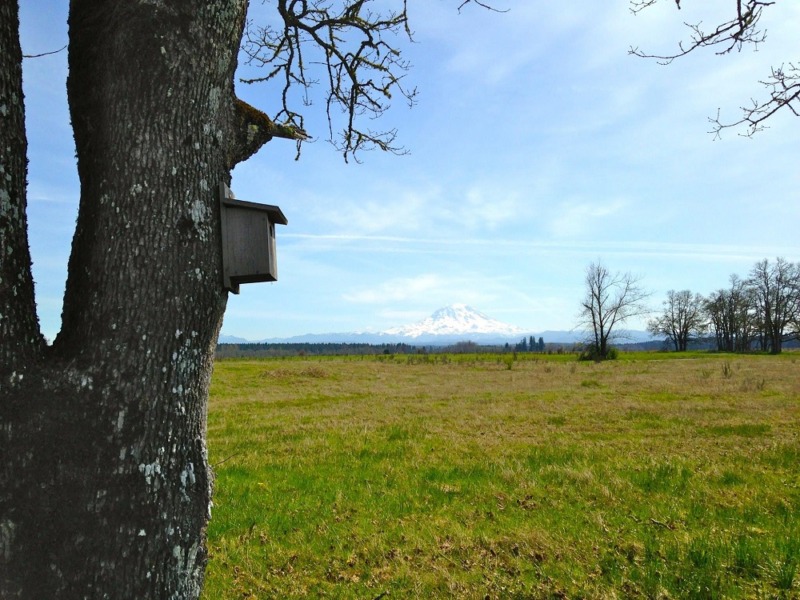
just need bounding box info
[203,352,800,598]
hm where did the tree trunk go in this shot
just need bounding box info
[769,324,782,354]
[1,1,278,596]
[0,0,44,374]
[598,326,608,359]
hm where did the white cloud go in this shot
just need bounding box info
[412,3,599,86]
[342,271,498,311]
[314,181,442,235]
[548,198,628,238]
[343,273,444,304]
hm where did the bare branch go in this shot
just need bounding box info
[629,0,799,136]
[22,44,67,59]
[708,63,800,137]
[241,0,501,161]
[242,0,416,161]
[457,1,508,14]
[629,0,772,62]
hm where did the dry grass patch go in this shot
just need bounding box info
[204,353,800,598]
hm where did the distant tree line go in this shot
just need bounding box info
[217,339,557,359]
[216,342,419,358]
[512,336,546,353]
[648,257,800,354]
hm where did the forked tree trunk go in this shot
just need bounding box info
[1,1,278,596]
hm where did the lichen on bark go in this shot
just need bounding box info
[230,97,307,166]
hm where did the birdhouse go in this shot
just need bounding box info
[219,182,287,294]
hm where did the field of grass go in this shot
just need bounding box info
[203,352,800,599]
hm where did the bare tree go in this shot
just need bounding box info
[748,257,800,354]
[0,1,497,597]
[577,261,651,360]
[629,1,799,137]
[648,289,706,351]
[703,274,758,352]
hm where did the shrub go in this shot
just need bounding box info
[578,346,619,362]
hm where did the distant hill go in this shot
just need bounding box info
[219,303,655,346]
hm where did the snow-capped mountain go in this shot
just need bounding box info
[383,304,524,338]
[219,303,657,345]
[219,304,531,345]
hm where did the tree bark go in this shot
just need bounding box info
[0,0,44,375]
[1,0,275,596]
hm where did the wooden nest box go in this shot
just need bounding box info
[219,182,287,294]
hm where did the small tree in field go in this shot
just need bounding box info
[648,289,706,351]
[577,261,650,360]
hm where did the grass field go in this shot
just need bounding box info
[203,352,800,599]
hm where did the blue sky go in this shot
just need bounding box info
[19,1,800,341]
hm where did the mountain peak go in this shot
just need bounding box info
[384,304,524,338]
